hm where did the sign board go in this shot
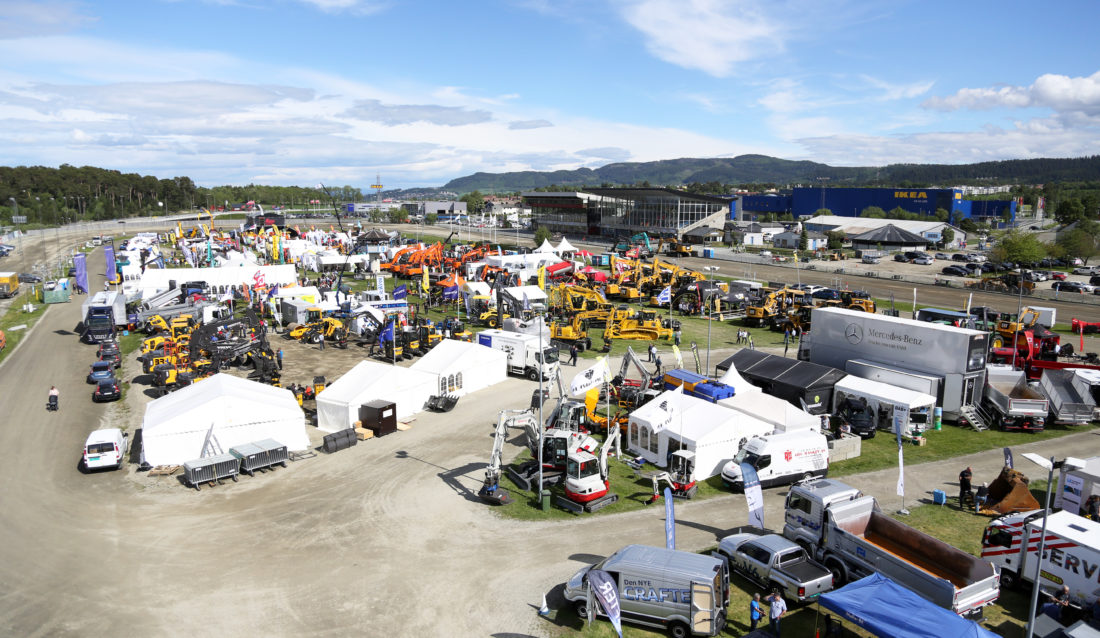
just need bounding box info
[11,216,27,224]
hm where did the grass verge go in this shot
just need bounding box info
[0,291,50,366]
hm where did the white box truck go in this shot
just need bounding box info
[719,430,829,489]
[981,510,1099,609]
[563,544,729,637]
[476,329,558,380]
[806,307,990,422]
[783,478,1000,617]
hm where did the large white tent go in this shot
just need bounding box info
[410,340,507,398]
[626,391,773,480]
[140,374,310,466]
[718,392,821,433]
[131,264,298,300]
[316,360,437,432]
[533,239,557,253]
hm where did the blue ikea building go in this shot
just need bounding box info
[741,188,1016,222]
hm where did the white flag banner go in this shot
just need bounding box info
[672,345,684,368]
[897,446,905,497]
[570,357,608,396]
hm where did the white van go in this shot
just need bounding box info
[564,545,729,637]
[720,431,828,489]
[83,428,127,471]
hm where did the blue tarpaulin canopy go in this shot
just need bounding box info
[818,573,1000,638]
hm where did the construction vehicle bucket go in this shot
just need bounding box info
[980,466,1040,515]
[313,375,326,395]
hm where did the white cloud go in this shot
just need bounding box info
[295,0,387,15]
[923,71,1100,117]
[618,0,784,77]
[859,75,934,101]
[508,119,553,130]
[0,1,96,39]
[343,99,493,126]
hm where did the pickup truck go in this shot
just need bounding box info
[716,528,833,602]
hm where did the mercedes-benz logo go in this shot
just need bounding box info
[845,323,863,344]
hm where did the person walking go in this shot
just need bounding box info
[276,348,283,370]
[673,327,681,346]
[767,590,786,637]
[569,343,578,366]
[647,343,656,362]
[655,355,663,375]
[318,334,325,351]
[959,466,973,510]
[748,334,755,350]
[749,593,764,631]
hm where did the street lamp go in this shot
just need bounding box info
[1021,452,1058,638]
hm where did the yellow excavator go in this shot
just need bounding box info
[992,307,1041,348]
[744,287,807,328]
[604,309,678,341]
[550,316,593,351]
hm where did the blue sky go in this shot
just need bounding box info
[0,0,1097,189]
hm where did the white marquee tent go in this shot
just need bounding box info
[316,360,437,432]
[626,391,773,480]
[556,237,578,254]
[410,340,508,398]
[533,239,557,253]
[140,374,310,467]
[132,264,298,300]
[718,392,821,433]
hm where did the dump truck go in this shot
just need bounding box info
[1038,368,1095,426]
[983,365,1048,432]
[783,478,1000,617]
[981,510,1100,610]
[0,271,19,298]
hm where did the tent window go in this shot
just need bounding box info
[440,378,447,395]
[646,427,658,454]
[630,421,639,448]
[448,374,456,392]
[455,372,462,389]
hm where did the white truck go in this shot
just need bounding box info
[983,365,1048,432]
[719,430,829,490]
[564,544,729,637]
[981,510,1099,610]
[476,329,558,380]
[783,478,1000,617]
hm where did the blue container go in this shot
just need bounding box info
[932,489,947,506]
[664,369,707,392]
[691,382,736,402]
[703,248,714,258]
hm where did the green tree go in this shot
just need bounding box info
[934,208,950,222]
[861,206,886,218]
[814,208,832,216]
[825,230,846,249]
[992,230,1047,264]
[941,227,955,247]
[1054,198,1086,226]
[798,228,808,251]
[459,190,485,214]
[425,213,438,226]
[1055,220,1100,264]
[533,226,553,248]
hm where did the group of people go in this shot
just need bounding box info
[735,328,754,349]
[646,343,663,375]
[748,590,786,636]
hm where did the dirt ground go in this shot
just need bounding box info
[1,224,1099,637]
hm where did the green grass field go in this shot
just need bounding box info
[0,290,50,365]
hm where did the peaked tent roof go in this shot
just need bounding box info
[819,573,999,638]
[850,224,927,244]
[360,228,391,241]
[533,239,558,253]
[556,237,578,253]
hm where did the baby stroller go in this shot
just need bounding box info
[47,395,59,412]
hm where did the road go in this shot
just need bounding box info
[0,225,1097,636]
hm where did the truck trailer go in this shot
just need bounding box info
[783,478,1000,617]
[983,365,1048,432]
[1039,369,1095,426]
[804,307,990,422]
[476,329,558,381]
[0,271,19,298]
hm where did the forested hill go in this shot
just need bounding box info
[443,154,1100,192]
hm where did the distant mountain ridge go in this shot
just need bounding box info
[441,154,1100,193]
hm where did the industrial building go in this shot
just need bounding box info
[523,188,737,239]
[741,187,1017,222]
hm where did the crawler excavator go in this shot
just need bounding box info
[603,308,678,342]
[744,287,807,328]
[644,448,699,504]
[549,315,593,351]
[562,428,622,513]
[477,409,534,505]
[609,346,662,410]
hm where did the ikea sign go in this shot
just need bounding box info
[894,191,928,200]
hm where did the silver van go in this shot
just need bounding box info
[564,545,728,637]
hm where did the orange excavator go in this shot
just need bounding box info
[380,244,422,272]
[396,242,445,278]
[445,243,500,272]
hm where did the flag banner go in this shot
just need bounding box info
[538,266,546,291]
[740,463,765,529]
[894,404,909,498]
[664,487,676,550]
[73,252,88,293]
[672,345,684,368]
[375,274,385,294]
[1003,447,1013,469]
[656,286,672,305]
[522,292,531,311]
[443,285,459,301]
[571,357,608,396]
[897,446,906,497]
[588,569,624,638]
[422,268,430,292]
[266,285,279,300]
[393,284,407,300]
[103,245,117,283]
[381,321,395,342]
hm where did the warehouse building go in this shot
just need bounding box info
[802,215,965,248]
[523,188,737,239]
[741,187,1016,222]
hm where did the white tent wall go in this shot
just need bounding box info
[627,392,773,479]
[718,393,821,433]
[410,341,508,398]
[135,264,298,300]
[832,376,937,435]
[140,374,309,467]
[315,360,437,432]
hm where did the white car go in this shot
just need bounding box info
[913,256,933,265]
[1072,266,1097,275]
[82,428,127,471]
[759,250,773,258]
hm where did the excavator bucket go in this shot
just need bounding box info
[980,466,1040,515]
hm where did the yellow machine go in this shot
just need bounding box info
[604,309,678,341]
[287,308,346,344]
[666,239,696,257]
[549,316,593,351]
[992,307,1041,348]
[744,288,807,328]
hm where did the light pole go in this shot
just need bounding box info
[1022,453,1057,638]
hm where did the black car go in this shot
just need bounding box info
[894,253,909,262]
[811,288,841,301]
[97,342,122,368]
[92,380,121,403]
[1053,281,1088,293]
[67,267,76,277]
[980,262,997,273]
[942,265,970,276]
[951,253,968,262]
[18,273,42,283]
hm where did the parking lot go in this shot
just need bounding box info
[1,227,1099,636]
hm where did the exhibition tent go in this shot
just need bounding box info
[134,264,298,300]
[140,374,309,466]
[315,360,437,432]
[716,361,761,393]
[410,340,508,398]
[718,391,821,433]
[818,573,999,638]
[555,237,578,254]
[533,239,557,253]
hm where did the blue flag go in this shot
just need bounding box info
[266,285,279,299]
[664,487,676,550]
[1003,447,1013,469]
[443,285,459,301]
[588,569,623,638]
[656,286,671,305]
[381,320,395,342]
[393,284,407,300]
[740,462,764,529]
[73,252,89,293]
[103,245,117,283]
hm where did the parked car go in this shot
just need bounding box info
[1049,271,1068,281]
[1073,266,1096,275]
[66,266,76,277]
[82,428,127,471]
[1052,281,1088,293]
[716,530,834,603]
[934,252,949,260]
[811,289,841,301]
[942,265,970,277]
[894,253,909,262]
[913,256,933,265]
[951,254,969,262]
[980,263,997,273]
[1026,271,1048,282]
[92,380,121,403]
[792,284,825,295]
[86,360,115,384]
[18,272,42,283]
[97,341,121,368]
[1090,275,1100,286]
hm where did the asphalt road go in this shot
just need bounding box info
[1,224,1097,637]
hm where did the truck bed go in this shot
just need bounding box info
[988,381,1043,400]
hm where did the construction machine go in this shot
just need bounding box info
[549,316,593,351]
[744,287,807,328]
[839,290,876,313]
[992,306,1042,348]
[604,308,678,342]
[666,238,697,258]
[967,272,1035,295]
[779,305,814,334]
[977,465,1040,515]
[379,244,421,272]
[644,448,699,504]
[609,346,662,409]
[477,409,536,506]
[562,428,622,512]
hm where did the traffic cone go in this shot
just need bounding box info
[538,594,550,617]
